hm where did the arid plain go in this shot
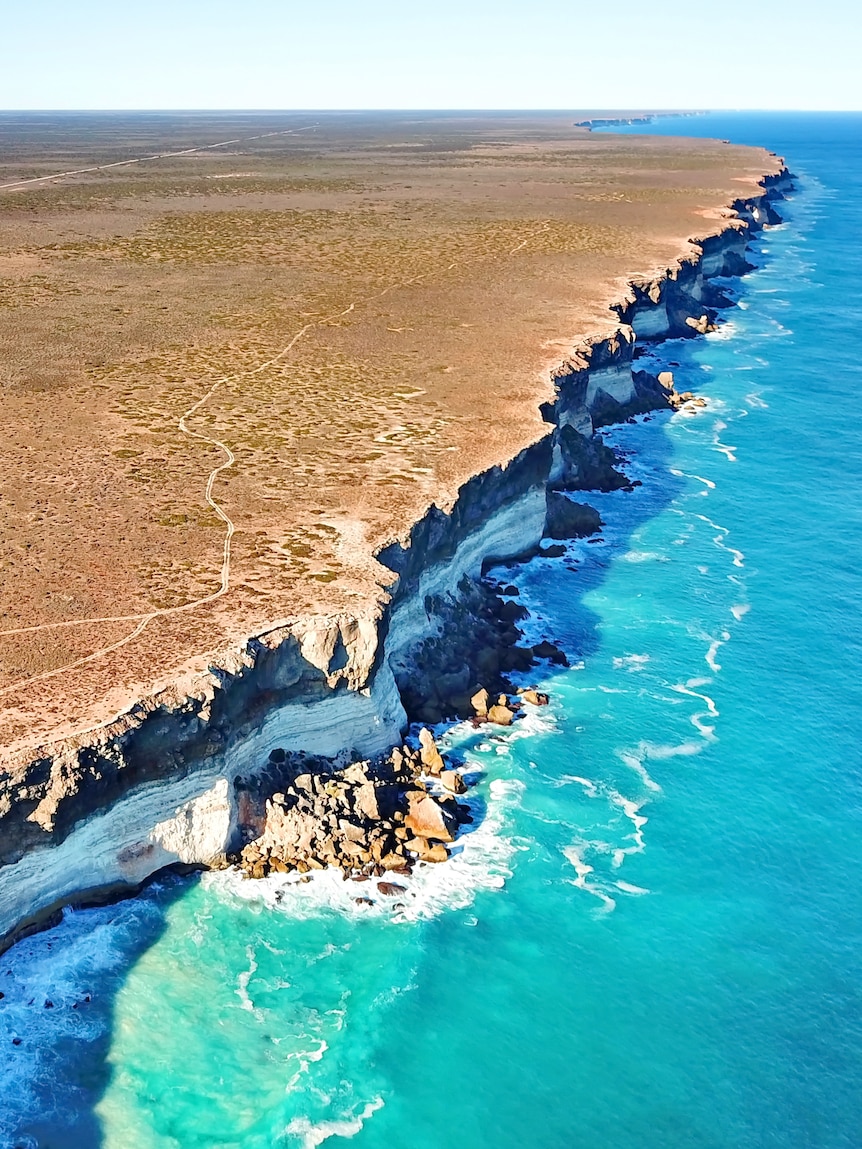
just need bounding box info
[0,112,778,753]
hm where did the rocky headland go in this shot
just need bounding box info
[0,156,793,954]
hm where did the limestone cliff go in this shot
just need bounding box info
[0,168,793,954]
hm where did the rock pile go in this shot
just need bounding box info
[238,733,473,880]
[684,313,718,336]
[636,368,709,412]
[469,685,550,725]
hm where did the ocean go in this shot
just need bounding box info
[2,111,862,1149]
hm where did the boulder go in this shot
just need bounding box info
[418,727,445,775]
[487,704,514,726]
[545,491,602,540]
[470,687,490,717]
[685,313,714,335]
[405,836,449,863]
[499,599,528,624]
[440,770,467,795]
[341,761,370,785]
[341,840,369,860]
[532,640,568,666]
[266,807,316,855]
[405,792,456,842]
[423,843,449,863]
[519,689,549,707]
[353,782,381,822]
[377,881,406,896]
[657,370,675,391]
[500,646,534,673]
[338,818,368,844]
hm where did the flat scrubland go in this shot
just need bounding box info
[0,111,777,752]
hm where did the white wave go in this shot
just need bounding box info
[618,750,662,793]
[670,467,716,490]
[285,1097,384,1148]
[639,740,704,760]
[705,632,730,674]
[671,678,719,740]
[609,792,649,869]
[613,653,650,672]
[731,603,750,621]
[563,844,616,914]
[692,512,745,570]
[745,392,769,408]
[558,774,599,798]
[619,550,668,564]
[236,945,260,1016]
[709,320,737,340]
[615,881,651,895]
[711,421,738,461]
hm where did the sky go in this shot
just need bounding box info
[2,0,859,111]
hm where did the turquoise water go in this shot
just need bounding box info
[3,113,862,1148]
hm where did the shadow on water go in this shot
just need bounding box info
[1,253,761,1149]
[1,873,191,1149]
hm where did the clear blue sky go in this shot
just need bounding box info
[3,0,858,111]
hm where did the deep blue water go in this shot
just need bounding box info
[2,112,862,1148]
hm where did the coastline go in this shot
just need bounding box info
[0,162,794,956]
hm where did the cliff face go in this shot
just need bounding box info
[0,170,793,954]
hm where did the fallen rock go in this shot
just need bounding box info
[470,687,490,717]
[418,727,445,775]
[685,313,716,335]
[377,882,406,897]
[518,688,549,706]
[341,762,370,785]
[440,770,467,795]
[353,781,381,821]
[545,491,603,540]
[487,704,514,726]
[532,640,568,666]
[405,792,456,842]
